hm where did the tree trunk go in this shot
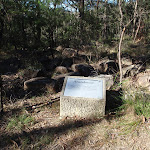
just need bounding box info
[118,27,125,85]
[36,1,41,46]
[118,0,123,85]
[79,0,84,20]
[132,0,138,37]
[21,17,27,50]
[134,14,141,43]
[119,0,123,36]
[0,75,3,114]
[0,17,4,47]
[96,0,100,16]
[48,28,55,59]
[78,0,84,46]
[103,0,108,39]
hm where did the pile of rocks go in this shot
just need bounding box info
[24,62,115,93]
[23,50,149,93]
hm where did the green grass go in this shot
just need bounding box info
[7,114,35,131]
[118,119,141,135]
[134,94,150,118]
[119,90,150,118]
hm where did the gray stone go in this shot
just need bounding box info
[24,77,52,91]
[60,76,106,118]
[122,65,135,76]
[136,69,150,91]
[103,60,119,74]
[71,64,95,77]
[54,66,68,75]
[90,63,105,74]
[122,57,133,66]
[18,69,46,80]
[56,46,64,52]
[97,59,119,74]
[122,64,144,77]
[52,72,81,93]
[24,72,81,92]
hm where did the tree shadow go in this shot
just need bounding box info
[0,57,22,74]
[61,132,89,150]
[106,89,123,113]
[0,110,123,149]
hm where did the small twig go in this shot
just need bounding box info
[10,140,19,149]
[26,97,60,110]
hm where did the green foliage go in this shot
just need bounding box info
[7,114,35,131]
[0,0,150,56]
[134,94,150,118]
[120,91,150,118]
[20,136,31,149]
[118,119,141,135]
[39,134,53,145]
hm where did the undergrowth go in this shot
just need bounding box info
[119,89,150,118]
[7,113,35,132]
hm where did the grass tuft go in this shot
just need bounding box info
[7,114,35,132]
[119,119,141,135]
[119,90,150,118]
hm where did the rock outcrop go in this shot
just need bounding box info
[71,64,96,77]
[54,66,68,75]
[136,69,150,91]
[24,72,80,93]
[24,77,52,91]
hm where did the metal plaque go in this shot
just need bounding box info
[64,77,103,99]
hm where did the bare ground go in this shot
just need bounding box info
[1,91,150,150]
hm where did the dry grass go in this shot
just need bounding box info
[1,81,150,150]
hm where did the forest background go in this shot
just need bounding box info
[0,0,149,58]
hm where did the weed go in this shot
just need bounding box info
[119,90,150,118]
[33,134,54,149]
[134,93,150,118]
[39,134,53,145]
[7,114,35,132]
[20,136,31,149]
[118,119,141,135]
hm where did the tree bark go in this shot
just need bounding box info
[119,0,123,36]
[0,17,4,47]
[0,75,3,114]
[79,0,84,20]
[48,28,55,59]
[118,0,123,85]
[79,0,84,45]
[96,0,100,16]
[103,0,108,39]
[118,27,125,85]
[132,0,138,37]
[36,0,41,46]
[134,14,141,43]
